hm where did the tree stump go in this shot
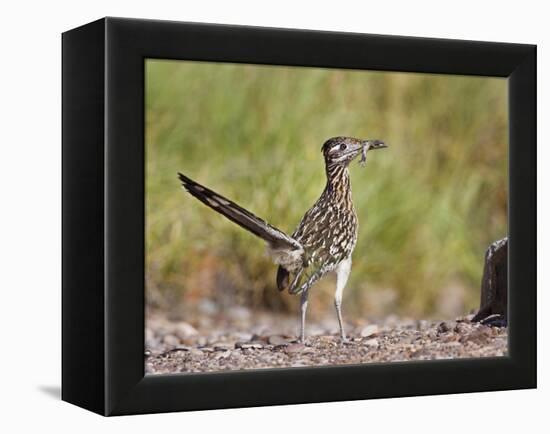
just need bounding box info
[471,237,508,327]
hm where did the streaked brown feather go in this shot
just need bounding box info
[178,173,301,252]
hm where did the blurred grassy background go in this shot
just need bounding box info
[145,60,507,321]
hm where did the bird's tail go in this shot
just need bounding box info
[178,173,301,252]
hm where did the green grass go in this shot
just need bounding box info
[145,60,507,319]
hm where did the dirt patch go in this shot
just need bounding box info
[145,312,507,374]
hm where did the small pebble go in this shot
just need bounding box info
[285,343,306,354]
[269,335,290,346]
[233,332,253,342]
[214,351,231,360]
[360,324,379,337]
[213,343,233,351]
[440,334,459,343]
[437,321,453,334]
[175,322,198,338]
[188,349,204,358]
[236,342,263,350]
[163,334,180,346]
[459,328,492,344]
[454,322,469,334]
[363,338,379,348]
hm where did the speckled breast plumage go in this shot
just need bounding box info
[282,164,359,294]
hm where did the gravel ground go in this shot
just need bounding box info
[145,308,508,374]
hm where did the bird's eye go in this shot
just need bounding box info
[339,143,347,151]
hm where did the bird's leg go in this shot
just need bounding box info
[299,289,309,343]
[334,299,346,342]
[334,257,352,342]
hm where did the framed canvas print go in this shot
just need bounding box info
[62,17,536,416]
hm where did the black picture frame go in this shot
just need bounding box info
[62,17,536,416]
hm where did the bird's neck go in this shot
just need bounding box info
[324,164,353,204]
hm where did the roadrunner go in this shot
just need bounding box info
[178,136,387,341]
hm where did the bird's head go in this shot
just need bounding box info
[321,136,387,167]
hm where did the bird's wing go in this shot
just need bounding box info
[178,173,302,252]
[282,202,350,294]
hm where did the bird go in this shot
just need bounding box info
[178,136,387,342]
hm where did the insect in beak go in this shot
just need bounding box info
[359,140,387,166]
[359,143,370,166]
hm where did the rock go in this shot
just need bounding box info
[188,349,204,358]
[232,332,253,342]
[426,330,438,340]
[175,322,198,339]
[197,317,213,329]
[416,320,431,331]
[258,354,276,363]
[213,343,233,351]
[230,350,243,359]
[179,336,198,346]
[168,346,191,352]
[400,336,417,345]
[285,343,306,354]
[250,334,270,343]
[319,335,337,343]
[236,342,263,350]
[360,324,379,337]
[459,328,492,345]
[144,349,152,357]
[456,314,474,323]
[163,334,180,346]
[268,335,290,346]
[363,338,379,348]
[227,306,251,320]
[454,322,469,334]
[437,321,453,334]
[214,351,231,360]
[440,334,459,343]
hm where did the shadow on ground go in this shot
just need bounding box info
[38,385,61,400]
